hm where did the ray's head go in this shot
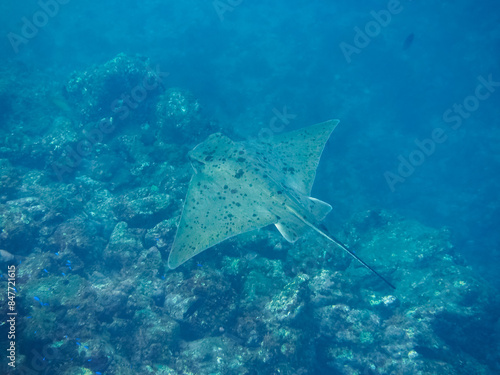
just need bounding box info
[188,133,238,169]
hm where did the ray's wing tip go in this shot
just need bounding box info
[167,256,178,270]
[326,118,340,129]
[167,248,183,270]
[168,244,194,269]
[313,119,340,135]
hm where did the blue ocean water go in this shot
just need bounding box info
[0,1,499,374]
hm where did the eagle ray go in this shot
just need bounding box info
[168,120,395,289]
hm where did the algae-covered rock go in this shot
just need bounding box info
[153,88,214,143]
[127,309,179,364]
[309,268,352,308]
[103,221,144,268]
[65,53,163,123]
[144,217,178,252]
[240,257,286,303]
[0,196,53,253]
[0,159,20,200]
[49,215,106,261]
[265,273,309,323]
[112,191,173,228]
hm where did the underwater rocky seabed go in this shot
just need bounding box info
[0,54,499,375]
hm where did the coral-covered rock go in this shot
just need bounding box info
[49,215,106,262]
[153,88,201,140]
[0,159,20,200]
[65,53,163,123]
[309,269,353,308]
[264,273,309,323]
[112,190,173,228]
[103,221,144,268]
[0,196,55,253]
[144,217,178,252]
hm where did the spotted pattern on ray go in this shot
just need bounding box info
[168,120,339,269]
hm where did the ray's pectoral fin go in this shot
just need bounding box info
[167,118,395,290]
[275,219,307,243]
[265,119,339,196]
[305,197,332,220]
[275,197,332,243]
[168,172,277,269]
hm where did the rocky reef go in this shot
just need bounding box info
[0,55,498,375]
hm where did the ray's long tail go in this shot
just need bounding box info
[291,208,396,289]
[313,226,396,289]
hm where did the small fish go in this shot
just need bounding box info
[403,33,415,50]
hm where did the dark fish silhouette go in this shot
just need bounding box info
[403,33,415,50]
